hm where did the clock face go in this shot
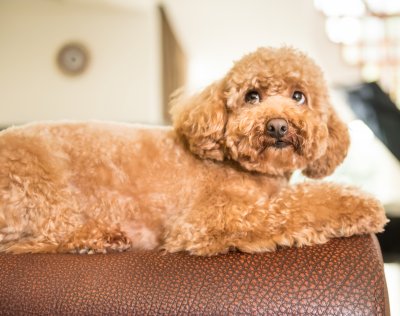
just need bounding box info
[56,42,89,76]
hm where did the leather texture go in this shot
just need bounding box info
[0,234,389,315]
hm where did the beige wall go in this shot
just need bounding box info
[0,0,162,126]
[0,0,362,126]
[163,0,361,91]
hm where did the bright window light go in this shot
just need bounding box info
[361,63,381,81]
[363,18,385,41]
[362,46,384,63]
[314,0,365,17]
[326,17,362,44]
[365,0,400,15]
[315,0,400,107]
[342,46,361,65]
[384,263,400,316]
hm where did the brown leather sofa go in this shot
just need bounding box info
[0,234,389,315]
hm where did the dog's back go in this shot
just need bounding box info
[0,122,197,252]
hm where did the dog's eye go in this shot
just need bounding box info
[292,91,306,105]
[245,90,261,104]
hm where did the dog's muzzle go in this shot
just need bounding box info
[266,118,291,148]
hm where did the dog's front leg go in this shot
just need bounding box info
[163,182,388,256]
[162,190,273,256]
[236,182,388,253]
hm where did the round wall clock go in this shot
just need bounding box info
[56,42,90,76]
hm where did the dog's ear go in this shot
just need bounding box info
[170,81,227,161]
[302,107,350,179]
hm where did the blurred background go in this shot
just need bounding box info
[0,0,399,312]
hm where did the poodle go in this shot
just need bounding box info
[0,46,388,255]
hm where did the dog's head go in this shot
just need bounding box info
[171,47,349,179]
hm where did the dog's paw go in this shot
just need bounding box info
[339,192,389,235]
[163,229,232,256]
[350,188,388,231]
[163,241,231,256]
[61,229,132,254]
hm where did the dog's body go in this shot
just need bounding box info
[0,122,287,254]
[0,47,388,255]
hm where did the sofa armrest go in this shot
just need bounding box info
[0,234,389,315]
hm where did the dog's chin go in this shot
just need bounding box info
[236,142,307,175]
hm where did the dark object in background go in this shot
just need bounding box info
[346,82,400,161]
[346,82,400,262]
[377,217,400,262]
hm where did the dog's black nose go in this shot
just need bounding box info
[266,118,288,139]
